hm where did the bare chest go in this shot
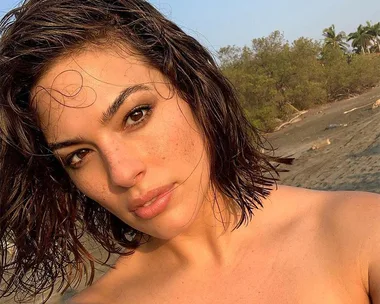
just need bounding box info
[114,248,368,304]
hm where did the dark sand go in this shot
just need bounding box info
[269,85,380,194]
[2,86,380,303]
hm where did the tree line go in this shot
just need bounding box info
[323,22,380,54]
[218,22,380,131]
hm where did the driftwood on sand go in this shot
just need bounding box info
[344,99,380,114]
[310,138,331,150]
[275,110,308,131]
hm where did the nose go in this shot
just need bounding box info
[102,144,146,189]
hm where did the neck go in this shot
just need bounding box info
[142,189,251,268]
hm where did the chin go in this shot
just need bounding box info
[139,207,201,241]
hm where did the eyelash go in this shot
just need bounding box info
[123,104,152,129]
[63,104,153,169]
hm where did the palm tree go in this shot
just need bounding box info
[322,24,348,52]
[367,21,380,53]
[348,24,373,54]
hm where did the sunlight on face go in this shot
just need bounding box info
[33,46,212,240]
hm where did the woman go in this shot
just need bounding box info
[0,1,379,303]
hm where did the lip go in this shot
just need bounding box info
[128,184,175,214]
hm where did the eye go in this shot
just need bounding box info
[124,105,152,127]
[64,149,90,169]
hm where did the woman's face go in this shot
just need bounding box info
[33,46,211,240]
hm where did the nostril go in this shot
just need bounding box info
[108,160,145,189]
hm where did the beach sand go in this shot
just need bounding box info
[269,85,380,194]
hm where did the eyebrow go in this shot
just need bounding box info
[100,84,151,125]
[48,137,85,152]
[48,84,151,152]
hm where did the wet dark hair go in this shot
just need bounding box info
[0,0,291,302]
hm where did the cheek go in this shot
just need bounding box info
[74,175,108,204]
[147,104,205,167]
[66,164,115,213]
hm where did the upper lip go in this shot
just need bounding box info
[128,184,174,212]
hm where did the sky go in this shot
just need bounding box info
[0,0,379,56]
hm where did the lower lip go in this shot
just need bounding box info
[134,188,174,220]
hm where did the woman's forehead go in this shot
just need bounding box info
[32,46,168,115]
[31,47,169,138]
[34,47,157,92]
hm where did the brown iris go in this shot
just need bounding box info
[130,110,144,122]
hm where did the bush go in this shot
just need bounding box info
[218,32,380,131]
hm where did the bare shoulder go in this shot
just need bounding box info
[67,275,113,304]
[281,186,380,300]
[319,189,380,240]
[284,186,380,247]
[271,185,380,233]
[67,254,141,304]
[323,189,380,302]
[269,186,380,262]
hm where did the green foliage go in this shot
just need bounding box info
[218,26,380,131]
[348,24,373,54]
[366,21,380,53]
[322,24,348,52]
[322,47,352,98]
[285,38,326,109]
[348,54,380,90]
